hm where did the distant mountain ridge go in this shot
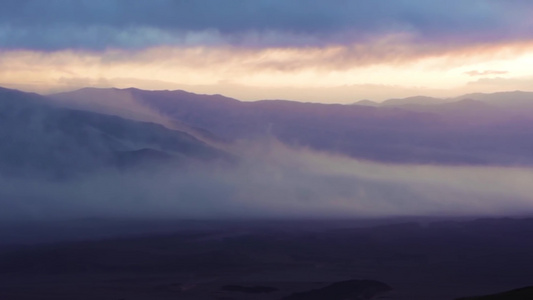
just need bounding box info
[0,87,226,178]
[381,95,448,106]
[50,87,227,144]
[456,90,533,107]
[48,87,533,166]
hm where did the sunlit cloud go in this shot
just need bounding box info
[1,36,533,101]
[464,70,508,77]
[1,0,533,101]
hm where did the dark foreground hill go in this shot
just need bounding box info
[0,217,532,299]
[457,286,533,300]
[282,279,392,300]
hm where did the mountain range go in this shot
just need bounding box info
[2,86,533,177]
[0,87,225,178]
[2,86,533,299]
[2,84,533,175]
[48,87,533,166]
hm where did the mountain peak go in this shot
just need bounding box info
[353,99,379,106]
[381,96,447,106]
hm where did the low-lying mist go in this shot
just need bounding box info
[2,140,533,222]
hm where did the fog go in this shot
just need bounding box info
[1,140,532,222]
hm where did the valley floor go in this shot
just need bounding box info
[0,218,532,300]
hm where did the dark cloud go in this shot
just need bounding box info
[0,0,532,50]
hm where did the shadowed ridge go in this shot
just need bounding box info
[456,286,533,300]
[457,91,533,107]
[0,86,228,178]
[44,86,533,165]
[352,99,379,106]
[49,87,233,145]
[0,86,49,105]
[282,279,392,300]
[381,95,448,106]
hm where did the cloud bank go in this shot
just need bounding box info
[2,40,533,102]
[1,0,533,50]
[2,141,532,222]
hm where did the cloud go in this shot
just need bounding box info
[3,38,533,102]
[464,75,533,92]
[464,70,509,76]
[1,141,533,222]
[1,0,532,50]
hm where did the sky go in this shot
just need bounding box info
[1,0,533,102]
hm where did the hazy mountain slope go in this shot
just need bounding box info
[129,89,533,165]
[352,99,379,106]
[456,91,533,109]
[381,95,448,106]
[355,91,533,110]
[0,87,224,178]
[49,87,224,144]
[50,87,533,165]
[382,99,517,126]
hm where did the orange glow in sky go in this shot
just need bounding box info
[1,40,533,102]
